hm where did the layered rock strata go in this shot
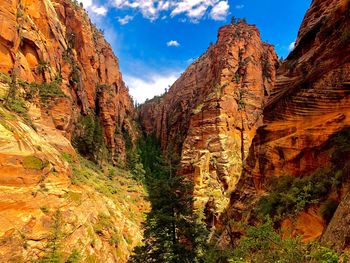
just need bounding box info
[140,22,279,213]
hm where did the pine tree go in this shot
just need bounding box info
[129,136,208,263]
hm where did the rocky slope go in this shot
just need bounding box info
[0,0,147,262]
[140,21,279,215]
[225,0,350,246]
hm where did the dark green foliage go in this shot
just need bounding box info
[2,73,35,127]
[256,168,340,221]
[319,198,339,223]
[257,128,350,221]
[121,128,146,181]
[38,210,63,263]
[72,114,107,163]
[329,128,350,167]
[129,135,208,263]
[205,219,341,263]
[32,81,66,103]
[62,31,81,85]
[5,96,27,114]
[126,149,146,182]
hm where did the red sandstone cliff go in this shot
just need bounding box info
[226,0,350,246]
[140,22,279,214]
[140,0,350,249]
[0,0,147,262]
[0,0,136,162]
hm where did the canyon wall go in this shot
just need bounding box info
[0,0,146,261]
[0,0,136,162]
[140,0,350,248]
[226,0,350,247]
[140,22,279,214]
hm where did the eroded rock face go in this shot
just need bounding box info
[0,0,136,161]
[0,106,149,262]
[226,0,350,244]
[140,22,278,213]
[0,0,146,261]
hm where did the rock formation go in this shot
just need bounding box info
[226,0,350,246]
[140,0,350,249]
[0,0,136,162]
[0,0,147,262]
[140,21,279,213]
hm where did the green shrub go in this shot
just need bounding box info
[23,156,47,170]
[94,213,113,236]
[126,149,145,182]
[72,114,107,163]
[206,219,341,263]
[29,80,65,104]
[257,128,350,221]
[256,168,340,220]
[5,97,27,114]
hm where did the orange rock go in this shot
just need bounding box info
[0,0,137,161]
[281,207,326,242]
[140,22,279,213]
[225,0,350,244]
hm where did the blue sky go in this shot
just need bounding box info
[80,0,311,103]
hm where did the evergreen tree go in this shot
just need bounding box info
[129,136,208,263]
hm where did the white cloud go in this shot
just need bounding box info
[171,1,208,21]
[117,15,134,25]
[110,0,230,22]
[288,41,296,51]
[235,4,244,9]
[91,5,108,16]
[210,1,229,21]
[125,72,180,103]
[167,40,180,47]
[81,0,108,16]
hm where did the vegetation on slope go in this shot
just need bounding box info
[127,135,345,263]
[256,128,350,223]
[206,219,342,263]
[129,135,209,263]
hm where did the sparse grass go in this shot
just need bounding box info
[23,156,47,170]
[66,249,81,263]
